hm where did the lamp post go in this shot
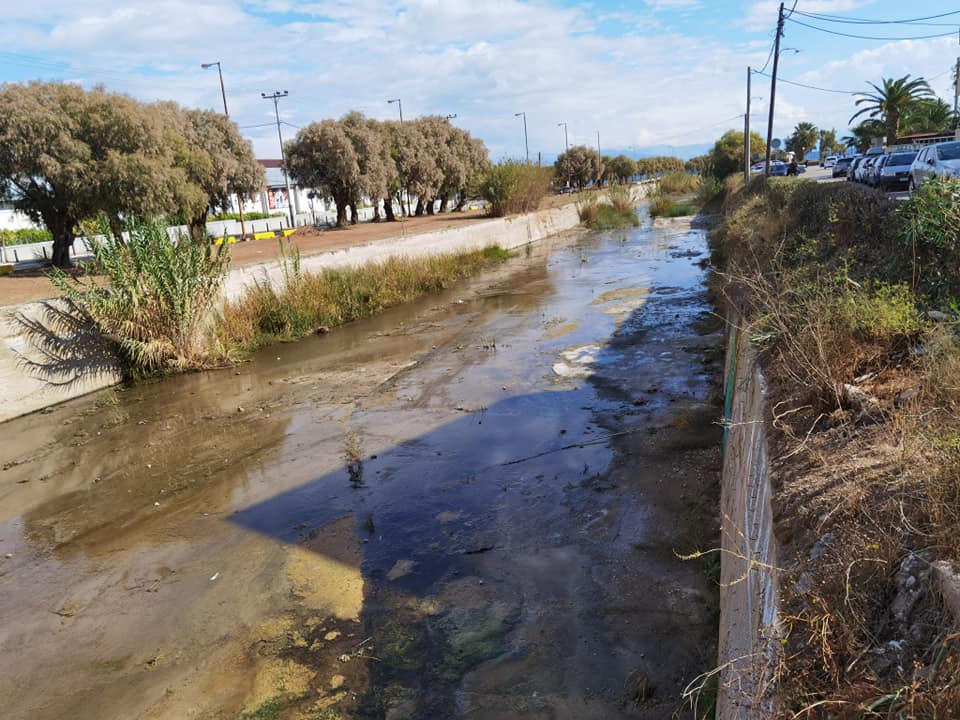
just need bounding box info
[388,98,403,123]
[201,61,229,117]
[515,112,529,164]
[558,122,568,152]
[445,114,457,121]
[261,91,296,229]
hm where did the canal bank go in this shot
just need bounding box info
[0,204,722,719]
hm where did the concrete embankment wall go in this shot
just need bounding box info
[0,184,655,423]
[716,320,781,719]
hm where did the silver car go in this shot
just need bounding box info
[909,141,960,191]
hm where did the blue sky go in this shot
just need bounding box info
[1,1,957,161]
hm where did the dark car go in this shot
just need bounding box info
[847,156,865,181]
[876,151,917,191]
[866,154,889,187]
[832,156,854,178]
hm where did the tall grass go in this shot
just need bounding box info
[48,219,230,373]
[476,162,553,217]
[657,172,701,195]
[577,186,639,229]
[219,242,512,353]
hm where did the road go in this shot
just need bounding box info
[0,210,724,719]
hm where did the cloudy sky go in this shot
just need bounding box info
[1,0,958,161]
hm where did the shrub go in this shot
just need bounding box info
[207,211,285,222]
[0,228,52,245]
[897,176,960,306]
[476,162,552,217]
[219,242,512,353]
[48,219,230,373]
[657,172,701,195]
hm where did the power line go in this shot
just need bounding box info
[786,16,958,41]
[794,9,960,25]
[752,70,858,94]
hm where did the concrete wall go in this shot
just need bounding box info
[717,320,781,719]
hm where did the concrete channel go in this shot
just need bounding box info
[0,199,726,719]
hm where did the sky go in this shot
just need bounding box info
[1,0,958,162]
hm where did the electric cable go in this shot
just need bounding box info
[786,16,958,41]
[793,8,960,25]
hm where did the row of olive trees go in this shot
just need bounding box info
[284,113,489,228]
[0,81,264,267]
[554,148,686,190]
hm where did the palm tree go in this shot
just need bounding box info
[786,121,818,161]
[841,120,885,155]
[849,75,934,145]
[901,98,957,134]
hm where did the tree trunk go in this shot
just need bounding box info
[426,198,435,216]
[372,201,381,222]
[455,189,467,212]
[335,200,348,228]
[438,195,449,213]
[349,201,359,225]
[383,197,396,222]
[414,197,424,216]
[47,213,75,268]
[108,216,126,245]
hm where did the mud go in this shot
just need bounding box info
[0,207,723,719]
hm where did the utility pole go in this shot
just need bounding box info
[765,2,785,176]
[558,122,569,152]
[388,99,406,215]
[515,112,529,164]
[745,66,751,185]
[954,56,959,131]
[261,91,295,229]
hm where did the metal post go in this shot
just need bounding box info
[262,91,295,229]
[765,3,785,176]
[745,66,752,185]
[954,56,959,130]
[558,122,568,152]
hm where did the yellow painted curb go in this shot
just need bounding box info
[281,229,295,237]
[0,264,13,276]
[253,231,276,241]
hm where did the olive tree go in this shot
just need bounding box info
[555,145,602,191]
[285,120,360,228]
[0,82,167,266]
[605,155,637,184]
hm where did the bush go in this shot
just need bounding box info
[48,219,230,373]
[657,172,701,195]
[219,242,512,352]
[207,211,285,222]
[897,176,960,306]
[0,228,52,245]
[476,162,553,217]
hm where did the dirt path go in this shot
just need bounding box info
[0,210,722,719]
[0,194,582,308]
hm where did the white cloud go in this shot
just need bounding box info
[742,0,870,31]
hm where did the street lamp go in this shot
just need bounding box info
[515,112,529,164]
[201,61,228,117]
[261,91,296,229]
[388,98,403,123]
[558,122,568,152]
[445,114,457,121]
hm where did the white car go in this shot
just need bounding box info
[823,155,839,168]
[909,141,960,191]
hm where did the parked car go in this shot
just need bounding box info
[833,156,854,178]
[768,161,788,176]
[876,151,917,191]
[823,155,839,168]
[866,154,889,187]
[855,157,875,183]
[847,156,865,181]
[908,141,960,191]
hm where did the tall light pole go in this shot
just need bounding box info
[515,112,529,164]
[201,61,229,117]
[445,113,457,121]
[261,91,296,229]
[388,98,403,123]
[558,122,568,152]
[596,130,602,185]
[745,66,751,185]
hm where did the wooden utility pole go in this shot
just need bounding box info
[745,66,752,185]
[764,3,785,175]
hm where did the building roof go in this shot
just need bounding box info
[258,159,284,169]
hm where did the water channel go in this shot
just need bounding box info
[0,207,723,719]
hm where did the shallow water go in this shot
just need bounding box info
[0,210,723,719]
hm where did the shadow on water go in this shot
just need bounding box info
[229,217,724,719]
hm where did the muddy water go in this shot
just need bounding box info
[0,210,723,720]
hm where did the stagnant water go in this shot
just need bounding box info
[0,210,723,720]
